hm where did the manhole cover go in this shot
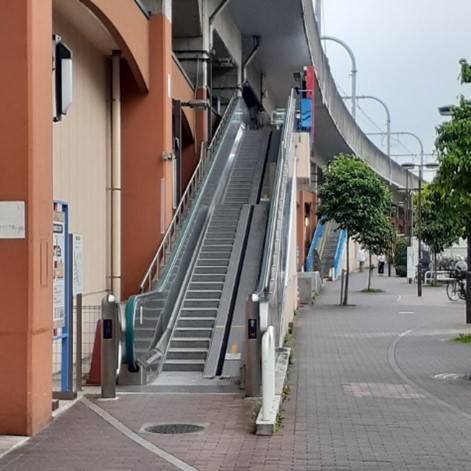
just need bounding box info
[144,424,204,434]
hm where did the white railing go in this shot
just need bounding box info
[424,270,452,284]
[261,326,275,421]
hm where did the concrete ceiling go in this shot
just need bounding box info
[228,0,311,108]
[172,0,202,37]
[170,0,411,189]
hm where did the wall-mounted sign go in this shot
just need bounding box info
[0,201,25,239]
[72,234,83,294]
[53,210,66,328]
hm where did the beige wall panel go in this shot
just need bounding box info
[53,12,110,308]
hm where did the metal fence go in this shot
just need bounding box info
[52,303,102,393]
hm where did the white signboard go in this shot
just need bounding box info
[53,211,65,328]
[72,234,83,294]
[407,246,416,280]
[0,201,25,239]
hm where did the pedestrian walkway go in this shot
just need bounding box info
[2,272,471,470]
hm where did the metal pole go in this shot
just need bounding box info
[395,132,424,296]
[245,295,261,397]
[321,36,357,118]
[417,156,423,297]
[406,172,412,246]
[348,96,391,181]
[400,132,424,297]
[76,293,82,392]
[67,234,74,394]
[111,51,122,301]
[101,294,118,398]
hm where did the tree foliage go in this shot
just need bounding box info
[318,154,392,303]
[420,184,459,254]
[420,184,460,285]
[434,58,471,321]
[357,213,396,290]
[435,62,471,237]
[318,154,391,238]
[394,238,408,277]
[357,214,396,257]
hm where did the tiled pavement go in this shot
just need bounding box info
[2,272,471,470]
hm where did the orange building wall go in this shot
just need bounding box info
[0,0,53,435]
[121,14,174,299]
[81,0,149,91]
[171,60,198,188]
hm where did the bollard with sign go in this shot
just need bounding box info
[101,294,119,398]
[245,294,261,397]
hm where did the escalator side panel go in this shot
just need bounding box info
[221,203,269,378]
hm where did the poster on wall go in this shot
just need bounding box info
[72,234,83,294]
[407,246,416,281]
[0,201,26,239]
[53,211,66,328]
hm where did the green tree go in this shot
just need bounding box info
[394,238,408,277]
[434,58,471,321]
[318,154,391,305]
[420,184,459,285]
[357,215,396,290]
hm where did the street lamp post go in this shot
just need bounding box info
[406,171,412,246]
[402,159,438,297]
[320,36,357,118]
[417,167,423,296]
[401,162,423,295]
[397,132,424,296]
[348,95,391,183]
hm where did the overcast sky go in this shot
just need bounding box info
[319,0,471,170]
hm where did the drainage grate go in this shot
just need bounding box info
[144,424,204,434]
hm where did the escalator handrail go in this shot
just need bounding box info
[254,89,297,301]
[139,94,239,293]
[305,216,326,271]
[126,95,242,372]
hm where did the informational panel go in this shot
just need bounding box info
[53,210,66,328]
[407,246,416,281]
[72,234,83,294]
[0,201,26,239]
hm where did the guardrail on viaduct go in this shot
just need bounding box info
[301,0,418,190]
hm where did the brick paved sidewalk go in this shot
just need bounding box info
[2,272,471,470]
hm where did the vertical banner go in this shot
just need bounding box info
[305,66,316,144]
[72,234,83,294]
[53,211,66,328]
[52,201,71,395]
[407,246,415,281]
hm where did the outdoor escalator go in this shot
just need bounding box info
[122,96,284,385]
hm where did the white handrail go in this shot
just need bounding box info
[424,270,452,284]
[261,326,275,421]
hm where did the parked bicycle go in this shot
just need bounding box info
[446,263,467,301]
